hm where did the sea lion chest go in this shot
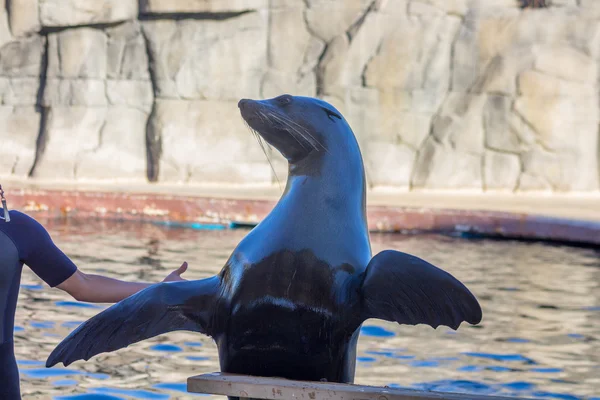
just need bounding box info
[219,189,371,317]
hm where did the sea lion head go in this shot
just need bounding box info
[238,94,355,165]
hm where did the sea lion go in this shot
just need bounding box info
[46,95,482,386]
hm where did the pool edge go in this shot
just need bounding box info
[4,186,600,246]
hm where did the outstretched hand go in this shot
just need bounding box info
[162,262,188,282]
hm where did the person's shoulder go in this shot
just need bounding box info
[6,209,34,222]
[5,210,45,230]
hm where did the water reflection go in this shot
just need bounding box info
[14,219,600,399]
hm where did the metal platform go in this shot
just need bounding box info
[187,373,527,400]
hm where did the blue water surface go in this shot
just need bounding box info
[153,383,209,396]
[13,223,599,400]
[464,352,536,364]
[149,344,182,352]
[186,356,210,361]
[53,379,78,386]
[55,301,104,309]
[21,284,44,291]
[54,395,124,400]
[360,325,395,337]
[92,387,168,399]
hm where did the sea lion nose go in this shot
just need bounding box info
[238,99,249,109]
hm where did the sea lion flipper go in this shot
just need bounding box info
[46,276,221,368]
[360,250,482,330]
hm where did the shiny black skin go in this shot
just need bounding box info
[46,95,482,390]
[214,95,372,382]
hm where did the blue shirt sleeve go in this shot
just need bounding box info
[3,211,77,287]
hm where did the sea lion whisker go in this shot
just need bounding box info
[253,113,282,189]
[264,112,310,151]
[272,113,328,153]
[269,112,327,150]
[267,112,323,152]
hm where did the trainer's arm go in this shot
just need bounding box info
[10,210,188,304]
[56,262,188,303]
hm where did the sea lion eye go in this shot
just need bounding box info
[276,95,293,106]
[321,107,341,121]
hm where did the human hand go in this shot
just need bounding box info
[162,262,188,282]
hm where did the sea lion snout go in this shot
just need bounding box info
[238,98,257,114]
[238,98,261,123]
[237,98,250,109]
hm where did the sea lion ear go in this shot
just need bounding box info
[320,107,342,122]
[359,250,482,330]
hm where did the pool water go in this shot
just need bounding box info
[14,219,600,400]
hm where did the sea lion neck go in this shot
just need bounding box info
[282,141,368,216]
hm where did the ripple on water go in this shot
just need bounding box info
[531,391,582,400]
[54,301,104,309]
[360,325,395,337]
[502,337,531,343]
[61,321,84,328]
[153,383,209,396]
[458,365,482,372]
[486,366,514,372]
[357,357,377,363]
[531,368,563,373]
[149,344,182,352]
[501,381,536,391]
[30,321,55,329]
[21,368,109,380]
[412,380,496,395]
[21,284,43,290]
[391,354,415,360]
[54,395,124,400]
[463,352,536,364]
[17,360,44,366]
[410,360,440,368]
[53,379,78,386]
[365,350,395,357]
[91,387,169,399]
[567,334,585,339]
[186,356,210,361]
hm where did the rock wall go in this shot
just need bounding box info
[1,0,599,193]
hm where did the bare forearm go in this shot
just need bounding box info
[58,272,153,303]
[56,262,188,304]
[76,274,154,303]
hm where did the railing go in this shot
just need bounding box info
[187,373,527,400]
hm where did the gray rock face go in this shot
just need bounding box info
[0,0,598,194]
[31,22,152,182]
[0,2,11,47]
[0,36,45,77]
[151,99,273,184]
[484,151,521,191]
[39,0,138,27]
[0,77,39,105]
[0,29,45,178]
[47,28,107,79]
[0,106,40,178]
[141,11,268,101]
[412,137,483,190]
[139,0,267,14]
[7,0,41,37]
